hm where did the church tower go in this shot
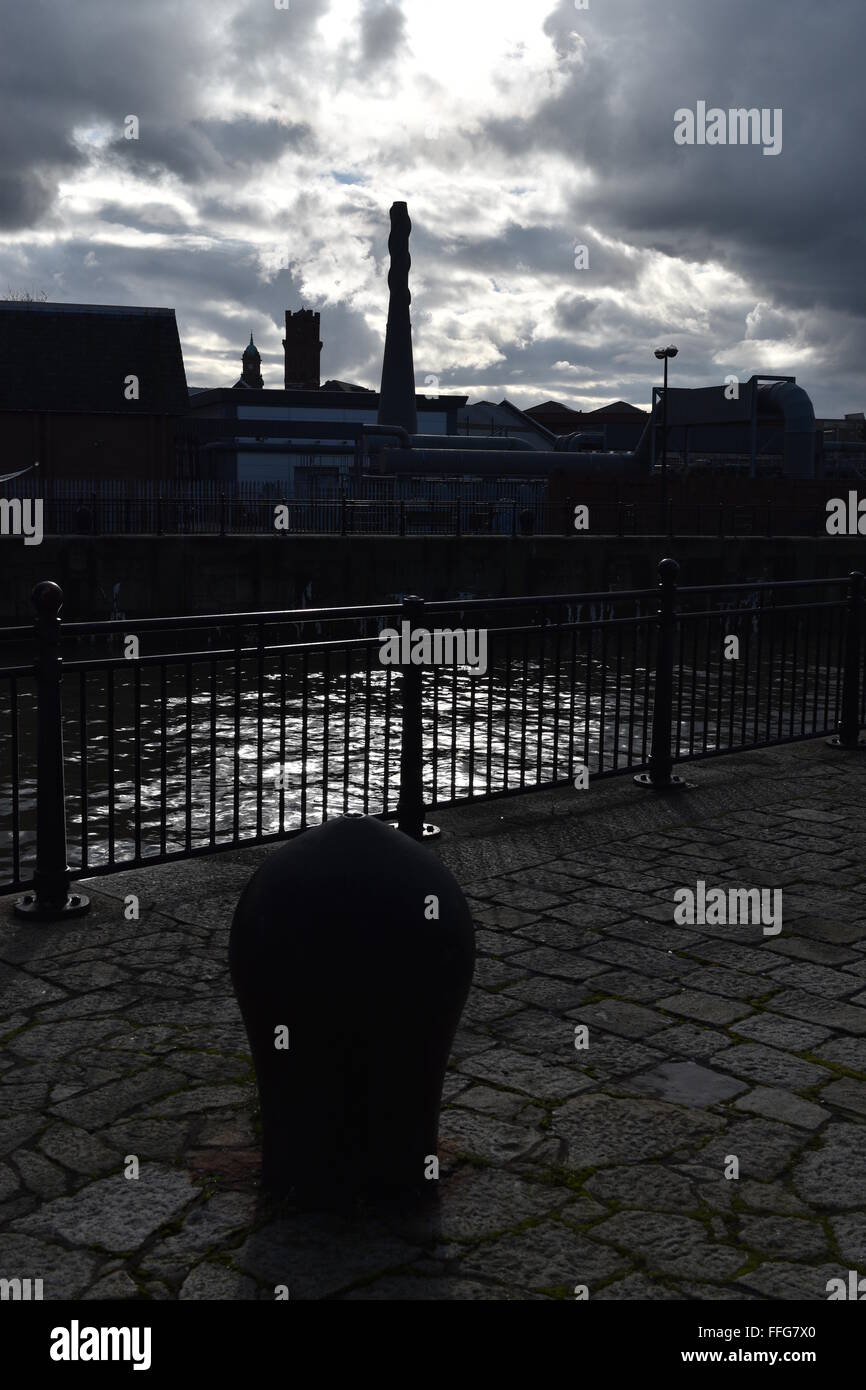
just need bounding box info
[235,333,263,389]
[283,309,322,390]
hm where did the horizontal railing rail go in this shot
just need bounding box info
[1,564,863,916]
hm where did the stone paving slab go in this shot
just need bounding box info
[1,739,865,1300]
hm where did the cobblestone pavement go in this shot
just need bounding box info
[1,739,865,1300]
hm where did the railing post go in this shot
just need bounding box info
[454,500,461,539]
[91,489,100,537]
[393,595,439,839]
[635,558,688,791]
[399,499,406,537]
[156,491,163,536]
[511,500,518,538]
[15,584,90,920]
[667,498,674,539]
[718,503,724,539]
[220,491,227,538]
[766,500,772,539]
[828,571,866,749]
[340,490,347,537]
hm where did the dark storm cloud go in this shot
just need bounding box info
[104,118,314,185]
[0,173,60,231]
[358,1,409,68]
[411,221,640,288]
[228,0,332,51]
[0,0,217,227]
[96,201,193,234]
[485,0,866,328]
[0,0,320,226]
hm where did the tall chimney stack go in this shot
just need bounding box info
[377,201,418,433]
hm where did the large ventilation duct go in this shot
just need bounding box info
[371,447,648,479]
[756,380,816,479]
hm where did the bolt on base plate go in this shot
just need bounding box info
[633,772,692,791]
[14,891,91,921]
[825,735,866,749]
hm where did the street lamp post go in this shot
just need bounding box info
[654,345,678,533]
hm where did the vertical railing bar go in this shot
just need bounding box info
[777,608,788,741]
[322,648,331,821]
[485,650,494,796]
[519,631,528,790]
[753,591,764,748]
[503,630,512,792]
[10,675,19,885]
[255,624,265,839]
[535,625,545,786]
[612,622,623,771]
[626,614,638,767]
[107,666,116,866]
[80,669,89,872]
[552,616,562,781]
[598,619,608,772]
[468,645,477,797]
[567,618,578,778]
[450,651,459,800]
[584,624,594,773]
[133,663,142,861]
[232,630,242,844]
[184,660,193,852]
[209,658,217,844]
[343,645,352,814]
[714,613,725,752]
[675,610,686,761]
[363,643,372,814]
[381,663,392,816]
[789,606,800,739]
[764,600,776,744]
[300,650,309,828]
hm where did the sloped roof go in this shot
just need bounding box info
[458,399,555,448]
[0,301,189,413]
[526,400,571,414]
[321,378,375,393]
[584,400,647,417]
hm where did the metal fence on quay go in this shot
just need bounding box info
[1,492,846,539]
[0,562,863,916]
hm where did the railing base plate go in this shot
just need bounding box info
[825,735,866,750]
[633,772,692,792]
[389,822,442,839]
[13,891,91,922]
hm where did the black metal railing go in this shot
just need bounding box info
[1,563,863,913]
[0,494,851,539]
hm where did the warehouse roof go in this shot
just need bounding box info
[0,301,189,413]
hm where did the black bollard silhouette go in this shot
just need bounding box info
[229,816,475,1202]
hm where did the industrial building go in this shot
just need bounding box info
[1,201,862,501]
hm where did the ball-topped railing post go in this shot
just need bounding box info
[15,582,90,921]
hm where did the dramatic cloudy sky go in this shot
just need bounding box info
[1,0,863,415]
